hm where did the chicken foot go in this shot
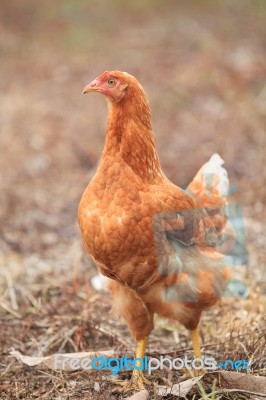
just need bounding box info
[112,337,152,393]
[190,327,205,376]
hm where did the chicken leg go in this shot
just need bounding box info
[189,327,206,376]
[191,327,202,358]
[112,336,151,393]
[131,337,149,388]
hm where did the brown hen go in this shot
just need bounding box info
[79,71,229,390]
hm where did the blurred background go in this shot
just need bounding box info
[0,0,265,398]
[1,0,266,257]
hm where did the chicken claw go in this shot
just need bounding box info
[112,337,152,393]
[111,370,151,394]
[190,327,206,375]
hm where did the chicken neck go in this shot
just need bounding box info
[101,97,164,183]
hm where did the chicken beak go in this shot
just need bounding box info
[82,79,99,94]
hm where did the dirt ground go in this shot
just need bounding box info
[0,1,266,399]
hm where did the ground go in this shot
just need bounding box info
[0,1,266,399]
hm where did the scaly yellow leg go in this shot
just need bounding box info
[189,327,205,376]
[112,336,151,393]
[191,327,202,358]
[131,337,149,387]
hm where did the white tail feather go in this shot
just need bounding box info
[193,153,229,197]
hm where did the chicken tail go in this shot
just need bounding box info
[188,153,229,202]
[187,153,229,234]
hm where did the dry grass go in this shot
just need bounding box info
[0,1,266,398]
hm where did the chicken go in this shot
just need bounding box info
[79,71,230,390]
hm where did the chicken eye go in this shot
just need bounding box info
[107,78,116,86]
